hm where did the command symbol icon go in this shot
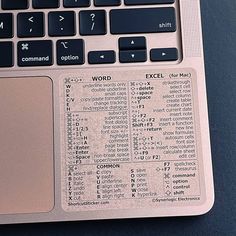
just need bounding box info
[21,43,29,50]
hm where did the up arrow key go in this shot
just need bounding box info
[119,37,146,50]
[162,52,166,56]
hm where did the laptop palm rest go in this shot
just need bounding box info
[0,77,54,215]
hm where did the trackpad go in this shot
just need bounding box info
[0,77,54,214]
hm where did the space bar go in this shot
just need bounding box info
[110,7,176,34]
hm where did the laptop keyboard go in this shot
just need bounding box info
[0,0,179,68]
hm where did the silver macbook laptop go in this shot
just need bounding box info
[0,0,214,224]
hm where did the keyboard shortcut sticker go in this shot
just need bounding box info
[60,69,203,211]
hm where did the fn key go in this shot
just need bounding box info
[18,40,53,67]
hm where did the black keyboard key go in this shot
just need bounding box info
[0,13,13,39]
[17,12,44,38]
[17,40,53,67]
[119,37,146,50]
[1,0,28,10]
[119,50,147,63]
[32,0,59,9]
[125,0,174,5]
[88,50,115,64]
[94,0,121,6]
[63,0,90,8]
[150,48,178,61]
[80,10,106,35]
[110,8,176,34]
[0,42,13,67]
[48,11,75,37]
[57,39,84,65]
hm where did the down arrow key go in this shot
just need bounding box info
[119,50,147,63]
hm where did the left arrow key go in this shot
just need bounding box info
[88,50,116,64]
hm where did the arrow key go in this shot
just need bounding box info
[88,50,116,64]
[119,50,147,63]
[150,48,178,62]
[119,37,146,50]
[17,12,44,38]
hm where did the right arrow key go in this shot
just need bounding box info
[150,48,178,62]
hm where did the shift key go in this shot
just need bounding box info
[18,40,53,67]
[110,7,176,34]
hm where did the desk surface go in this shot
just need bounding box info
[0,1,236,235]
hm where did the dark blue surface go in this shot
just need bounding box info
[1,1,236,235]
